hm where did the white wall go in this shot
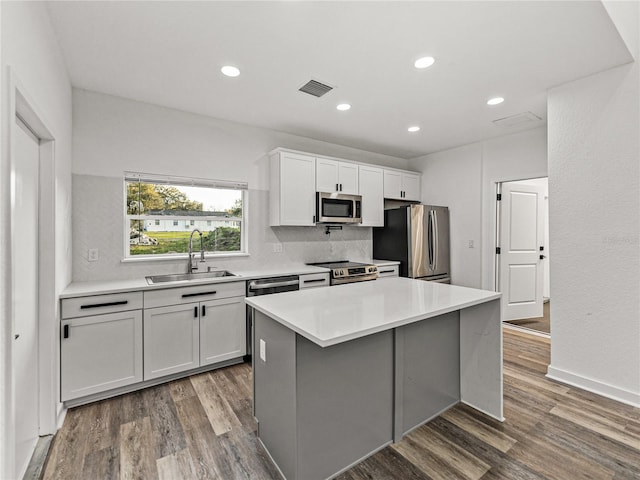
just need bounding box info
[546,2,639,406]
[408,143,483,288]
[72,89,409,282]
[0,2,73,478]
[409,127,548,289]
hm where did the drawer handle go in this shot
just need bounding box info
[63,324,69,339]
[182,291,217,298]
[379,270,395,274]
[302,278,326,284]
[80,300,128,309]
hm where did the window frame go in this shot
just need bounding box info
[123,172,248,260]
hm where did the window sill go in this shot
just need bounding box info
[121,253,250,263]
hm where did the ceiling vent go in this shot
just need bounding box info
[492,111,542,128]
[298,79,334,98]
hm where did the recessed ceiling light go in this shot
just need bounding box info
[408,126,420,133]
[487,97,504,106]
[414,56,435,69]
[221,66,240,77]
[336,103,351,111]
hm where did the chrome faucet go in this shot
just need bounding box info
[188,229,205,273]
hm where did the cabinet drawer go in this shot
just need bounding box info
[299,273,330,289]
[377,265,399,278]
[62,292,143,319]
[144,281,245,308]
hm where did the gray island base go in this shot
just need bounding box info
[247,278,502,480]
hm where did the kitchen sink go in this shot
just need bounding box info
[146,270,236,285]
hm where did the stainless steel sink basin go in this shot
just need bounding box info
[146,270,236,285]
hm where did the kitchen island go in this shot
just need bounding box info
[246,277,503,480]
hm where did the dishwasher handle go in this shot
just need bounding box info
[248,279,299,291]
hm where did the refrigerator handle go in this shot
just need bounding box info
[432,210,438,272]
[428,210,435,270]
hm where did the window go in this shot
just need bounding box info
[125,172,247,258]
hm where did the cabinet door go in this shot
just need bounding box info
[61,310,143,401]
[358,165,384,227]
[402,173,421,201]
[316,158,339,193]
[338,162,359,194]
[200,297,246,366]
[144,303,199,380]
[280,152,317,225]
[383,170,403,200]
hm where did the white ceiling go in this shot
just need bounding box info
[47,1,632,159]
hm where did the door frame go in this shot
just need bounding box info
[494,176,549,318]
[2,67,57,478]
[485,175,547,293]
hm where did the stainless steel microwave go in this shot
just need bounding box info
[316,192,362,224]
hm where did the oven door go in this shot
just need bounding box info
[317,192,362,223]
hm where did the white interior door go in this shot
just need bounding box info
[12,117,40,477]
[498,182,544,321]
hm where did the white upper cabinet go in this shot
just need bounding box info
[383,170,402,200]
[316,158,359,194]
[270,151,317,226]
[269,148,421,225]
[358,165,384,227]
[402,172,421,201]
[383,170,421,201]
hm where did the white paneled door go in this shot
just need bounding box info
[13,117,40,477]
[498,182,545,321]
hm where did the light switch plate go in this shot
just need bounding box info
[259,339,266,362]
[88,248,99,262]
[273,243,283,253]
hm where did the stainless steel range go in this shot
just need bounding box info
[307,260,378,285]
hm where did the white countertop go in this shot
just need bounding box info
[60,264,330,298]
[246,277,501,347]
[371,259,401,266]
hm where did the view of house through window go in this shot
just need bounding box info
[125,173,247,257]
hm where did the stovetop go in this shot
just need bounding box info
[307,260,372,269]
[306,260,378,285]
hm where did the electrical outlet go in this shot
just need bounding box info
[259,339,266,362]
[88,248,99,262]
[273,243,283,253]
[468,240,475,249]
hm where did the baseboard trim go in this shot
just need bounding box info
[56,404,67,430]
[546,365,640,408]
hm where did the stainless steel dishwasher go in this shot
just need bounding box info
[245,275,299,359]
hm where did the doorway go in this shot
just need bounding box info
[496,177,550,336]
[12,116,41,477]
[3,72,58,480]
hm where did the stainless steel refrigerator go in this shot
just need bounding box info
[373,205,450,283]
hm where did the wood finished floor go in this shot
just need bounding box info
[42,328,640,480]
[505,301,550,335]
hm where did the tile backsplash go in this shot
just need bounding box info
[72,174,373,282]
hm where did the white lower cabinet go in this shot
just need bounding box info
[143,303,200,380]
[299,272,330,289]
[61,310,143,401]
[143,283,247,380]
[200,297,246,366]
[377,265,400,278]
